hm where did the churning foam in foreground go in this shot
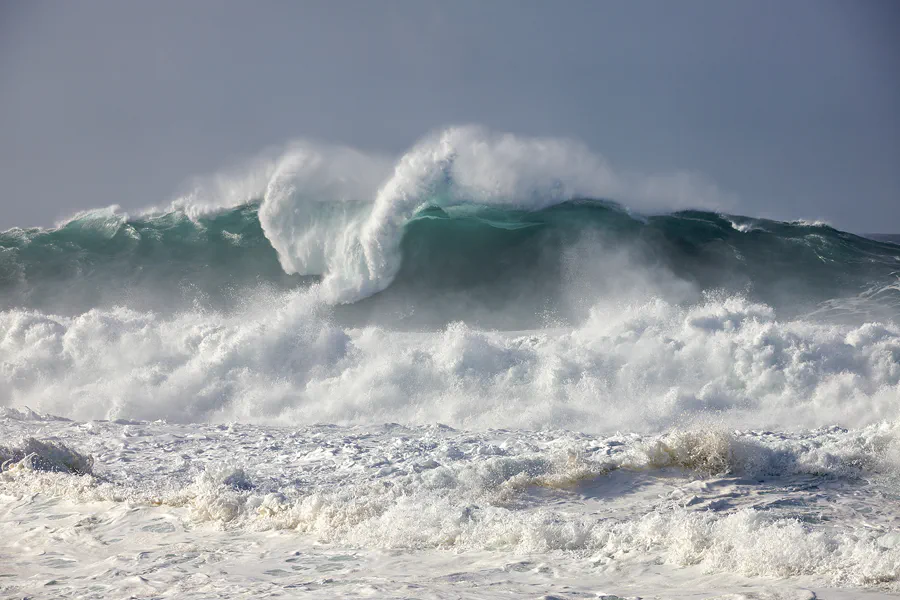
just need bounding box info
[2,415,899,596]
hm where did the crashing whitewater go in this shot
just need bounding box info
[1,127,899,599]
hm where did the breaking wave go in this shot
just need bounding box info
[1,127,899,429]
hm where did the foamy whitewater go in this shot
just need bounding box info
[1,127,899,598]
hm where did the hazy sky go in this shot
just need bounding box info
[1,0,898,232]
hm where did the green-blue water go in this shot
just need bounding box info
[2,199,898,325]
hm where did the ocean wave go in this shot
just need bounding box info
[3,200,899,324]
[0,126,747,316]
[3,128,899,326]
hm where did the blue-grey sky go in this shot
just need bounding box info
[1,0,898,232]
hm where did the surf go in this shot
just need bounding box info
[2,127,899,599]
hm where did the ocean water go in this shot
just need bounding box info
[1,127,899,598]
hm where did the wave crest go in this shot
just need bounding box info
[253,126,732,303]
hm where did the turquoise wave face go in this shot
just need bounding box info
[0,204,306,314]
[368,201,899,326]
[2,200,898,325]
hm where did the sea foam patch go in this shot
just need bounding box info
[0,418,898,597]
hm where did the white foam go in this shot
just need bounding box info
[257,143,391,284]
[1,293,898,433]
[1,420,897,595]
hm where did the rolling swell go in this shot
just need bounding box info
[1,199,898,324]
[0,204,307,314]
[391,202,900,321]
